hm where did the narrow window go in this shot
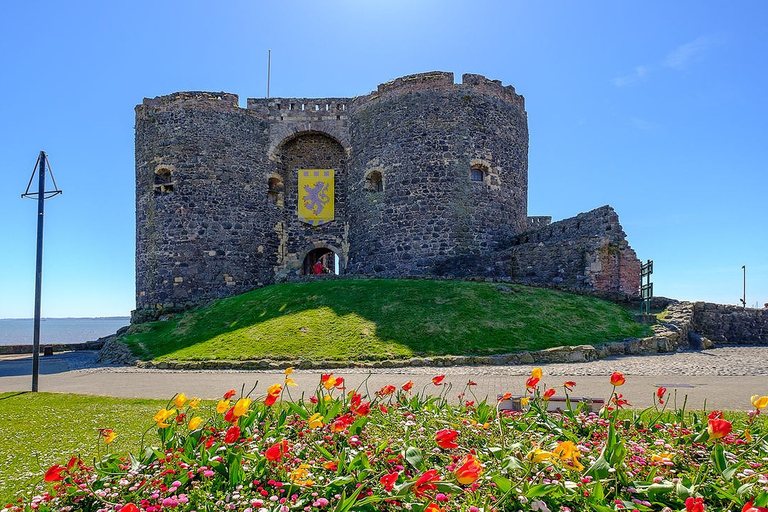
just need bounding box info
[365,171,383,193]
[153,167,174,195]
[470,165,486,182]
[268,177,284,206]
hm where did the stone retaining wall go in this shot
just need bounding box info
[691,302,768,344]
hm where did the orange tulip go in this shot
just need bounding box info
[454,453,482,485]
[610,372,626,386]
[402,381,414,392]
[265,440,289,461]
[425,504,444,512]
[432,375,445,386]
[223,389,237,400]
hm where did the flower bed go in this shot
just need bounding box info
[7,370,768,512]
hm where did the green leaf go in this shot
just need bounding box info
[491,475,512,494]
[524,483,559,498]
[488,446,504,460]
[349,416,369,436]
[285,401,310,420]
[404,446,424,471]
[228,455,245,486]
[586,451,611,480]
[711,443,727,475]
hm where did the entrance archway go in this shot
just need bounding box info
[303,247,339,276]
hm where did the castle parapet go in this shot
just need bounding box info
[354,71,525,110]
[136,92,241,117]
[248,97,351,122]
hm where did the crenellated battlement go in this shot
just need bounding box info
[248,97,351,121]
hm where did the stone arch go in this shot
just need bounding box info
[268,126,350,159]
[298,242,346,276]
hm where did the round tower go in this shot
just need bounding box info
[134,92,275,320]
[345,72,529,276]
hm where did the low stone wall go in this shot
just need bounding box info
[0,340,105,355]
[691,302,768,344]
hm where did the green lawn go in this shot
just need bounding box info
[0,392,170,504]
[124,279,649,362]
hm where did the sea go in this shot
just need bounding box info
[0,317,131,346]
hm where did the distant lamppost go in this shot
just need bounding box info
[21,151,62,392]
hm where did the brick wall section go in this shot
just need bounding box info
[691,303,768,343]
[509,205,641,294]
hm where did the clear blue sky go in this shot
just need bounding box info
[1,0,766,318]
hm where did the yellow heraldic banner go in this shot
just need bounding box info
[298,169,335,226]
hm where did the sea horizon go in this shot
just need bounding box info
[0,317,131,346]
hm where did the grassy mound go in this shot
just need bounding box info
[124,279,649,362]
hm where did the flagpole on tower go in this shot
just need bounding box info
[267,49,271,99]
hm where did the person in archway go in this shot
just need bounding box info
[314,260,323,275]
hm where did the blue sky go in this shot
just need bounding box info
[1,0,766,318]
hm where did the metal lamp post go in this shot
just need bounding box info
[21,151,62,392]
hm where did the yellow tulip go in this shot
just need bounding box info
[526,449,555,463]
[188,416,202,430]
[216,400,230,414]
[651,452,674,463]
[520,397,530,407]
[153,408,175,428]
[308,413,324,429]
[290,464,314,486]
[751,395,768,409]
[188,398,201,409]
[233,398,252,417]
[531,368,543,380]
[285,366,294,376]
[101,429,117,444]
[173,393,188,408]
[267,383,282,396]
[285,377,297,387]
[554,441,584,471]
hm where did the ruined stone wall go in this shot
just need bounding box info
[509,206,641,295]
[691,302,768,344]
[345,72,529,275]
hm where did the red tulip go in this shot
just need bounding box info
[708,418,733,440]
[224,425,241,444]
[264,393,278,407]
[685,496,705,512]
[412,469,441,497]
[44,464,66,482]
[432,375,445,386]
[563,381,576,391]
[380,471,399,491]
[121,504,140,512]
[425,504,444,512]
[610,372,626,386]
[434,428,459,449]
[526,377,540,390]
[223,389,237,400]
[743,500,768,512]
[543,388,556,400]
[265,440,289,461]
[657,387,667,404]
[402,381,414,392]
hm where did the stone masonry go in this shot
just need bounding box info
[134,72,641,321]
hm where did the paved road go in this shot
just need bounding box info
[1,347,767,410]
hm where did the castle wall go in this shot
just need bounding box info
[509,206,641,294]
[345,72,529,275]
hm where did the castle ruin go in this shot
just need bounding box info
[134,71,640,320]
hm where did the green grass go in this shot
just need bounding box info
[0,392,174,504]
[124,279,649,362]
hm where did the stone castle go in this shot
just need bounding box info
[134,71,641,320]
